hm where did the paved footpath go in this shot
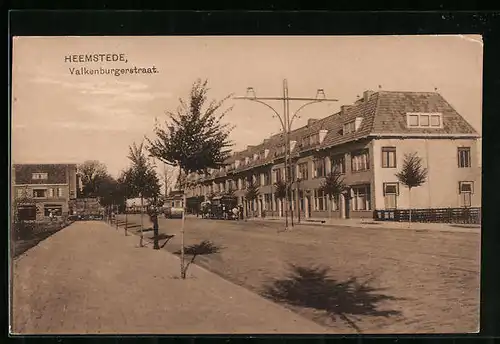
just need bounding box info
[11,221,329,335]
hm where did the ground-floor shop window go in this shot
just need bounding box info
[44,204,63,216]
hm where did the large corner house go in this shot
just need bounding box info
[185,90,481,220]
[11,164,78,220]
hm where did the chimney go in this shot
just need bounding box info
[307,118,318,126]
[363,90,375,102]
[340,105,352,115]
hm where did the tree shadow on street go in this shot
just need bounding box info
[261,264,403,333]
[149,233,175,249]
[173,240,223,274]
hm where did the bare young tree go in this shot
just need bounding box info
[127,142,162,247]
[147,78,234,279]
[395,152,428,226]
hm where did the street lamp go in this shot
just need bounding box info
[235,80,337,231]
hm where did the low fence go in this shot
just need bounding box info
[373,207,481,224]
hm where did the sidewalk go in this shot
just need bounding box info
[243,216,481,234]
[11,221,329,335]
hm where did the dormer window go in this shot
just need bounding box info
[406,112,443,128]
[301,136,309,147]
[253,153,259,161]
[235,160,240,168]
[264,149,270,158]
[319,130,328,143]
[245,157,250,165]
[343,121,356,135]
[32,173,48,180]
[355,117,363,131]
[309,134,319,146]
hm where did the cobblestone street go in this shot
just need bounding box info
[121,215,480,334]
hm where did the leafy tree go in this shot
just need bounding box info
[12,187,39,240]
[77,160,108,197]
[127,141,162,247]
[395,152,428,225]
[320,169,346,219]
[147,79,234,279]
[274,180,290,217]
[244,180,260,217]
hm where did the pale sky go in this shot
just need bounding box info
[11,35,483,178]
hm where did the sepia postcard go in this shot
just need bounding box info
[10,35,482,335]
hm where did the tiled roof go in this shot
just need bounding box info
[370,91,478,135]
[13,164,77,185]
[196,90,478,182]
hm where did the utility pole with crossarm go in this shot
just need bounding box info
[234,79,338,231]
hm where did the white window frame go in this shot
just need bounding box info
[314,189,327,211]
[383,182,399,209]
[298,162,309,180]
[351,150,370,172]
[32,172,48,180]
[352,185,371,211]
[343,121,356,135]
[381,147,397,168]
[458,147,472,168]
[33,188,47,199]
[406,112,443,129]
[313,158,326,178]
[459,181,474,208]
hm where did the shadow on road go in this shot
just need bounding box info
[174,240,223,274]
[261,264,402,333]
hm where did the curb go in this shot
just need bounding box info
[244,217,480,234]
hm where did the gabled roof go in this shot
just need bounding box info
[370,91,479,136]
[195,90,479,182]
[13,163,77,185]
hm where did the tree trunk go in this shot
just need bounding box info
[338,195,342,219]
[180,192,186,279]
[408,188,412,227]
[140,196,144,247]
[153,213,159,250]
[328,196,332,222]
[125,210,128,236]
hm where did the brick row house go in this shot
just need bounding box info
[185,90,481,220]
[12,163,78,220]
